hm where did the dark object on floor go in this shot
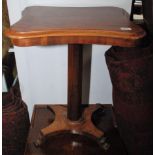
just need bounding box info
[2,86,30,155]
[142,0,153,36]
[92,104,116,133]
[105,43,153,155]
[24,105,127,155]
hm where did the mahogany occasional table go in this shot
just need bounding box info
[6,6,146,155]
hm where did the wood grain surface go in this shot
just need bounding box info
[67,44,83,121]
[6,6,146,47]
[24,104,127,155]
[37,105,103,145]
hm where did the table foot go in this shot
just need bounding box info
[35,104,104,146]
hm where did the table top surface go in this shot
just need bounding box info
[6,6,146,47]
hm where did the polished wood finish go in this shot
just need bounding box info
[68,44,83,121]
[24,105,127,155]
[6,6,146,47]
[40,131,105,155]
[6,6,145,154]
[36,105,103,147]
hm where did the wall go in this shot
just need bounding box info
[7,0,132,117]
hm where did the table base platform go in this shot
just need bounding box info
[24,104,127,155]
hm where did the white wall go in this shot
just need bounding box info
[7,0,132,117]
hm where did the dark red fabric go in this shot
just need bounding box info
[105,44,153,155]
[2,86,30,155]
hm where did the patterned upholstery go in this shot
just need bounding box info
[105,44,153,155]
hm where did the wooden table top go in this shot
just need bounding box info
[6,6,146,47]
